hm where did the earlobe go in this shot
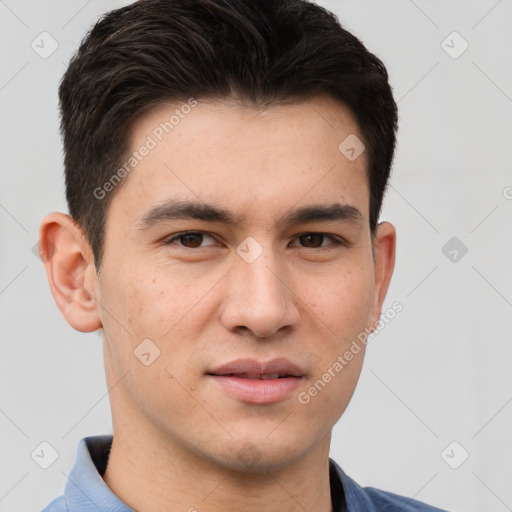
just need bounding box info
[369,221,396,332]
[38,212,102,333]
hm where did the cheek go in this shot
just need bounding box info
[96,264,160,366]
[100,261,189,332]
[98,263,214,378]
[98,268,200,413]
[302,260,375,336]
[296,261,373,409]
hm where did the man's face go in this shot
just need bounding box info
[93,95,392,470]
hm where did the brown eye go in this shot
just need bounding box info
[164,231,217,248]
[290,233,344,250]
[299,233,325,248]
[179,233,204,248]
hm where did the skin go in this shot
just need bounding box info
[39,94,395,512]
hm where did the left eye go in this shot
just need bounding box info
[163,231,342,249]
[290,233,342,249]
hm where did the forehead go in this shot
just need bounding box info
[110,95,369,228]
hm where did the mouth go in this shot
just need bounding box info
[207,357,305,379]
[207,372,299,380]
[206,358,305,404]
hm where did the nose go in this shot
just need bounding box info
[219,248,301,339]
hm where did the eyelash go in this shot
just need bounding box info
[162,231,346,250]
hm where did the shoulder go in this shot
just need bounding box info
[40,495,68,512]
[363,486,448,511]
[329,459,448,512]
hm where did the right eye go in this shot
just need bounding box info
[162,231,219,249]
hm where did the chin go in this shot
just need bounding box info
[206,436,309,474]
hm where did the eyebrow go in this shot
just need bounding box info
[135,199,364,230]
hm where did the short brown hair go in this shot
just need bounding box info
[59,0,398,269]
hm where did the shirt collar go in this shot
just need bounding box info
[63,435,376,512]
[65,435,134,512]
[330,458,380,511]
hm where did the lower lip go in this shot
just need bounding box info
[208,375,303,404]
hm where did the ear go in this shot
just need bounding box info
[368,221,396,332]
[38,212,102,332]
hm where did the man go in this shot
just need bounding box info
[38,0,448,510]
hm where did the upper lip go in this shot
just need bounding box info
[208,358,305,378]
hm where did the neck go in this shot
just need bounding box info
[101,344,334,512]
[102,416,333,512]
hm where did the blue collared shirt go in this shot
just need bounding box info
[41,435,448,511]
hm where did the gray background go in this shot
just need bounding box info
[1,1,511,511]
